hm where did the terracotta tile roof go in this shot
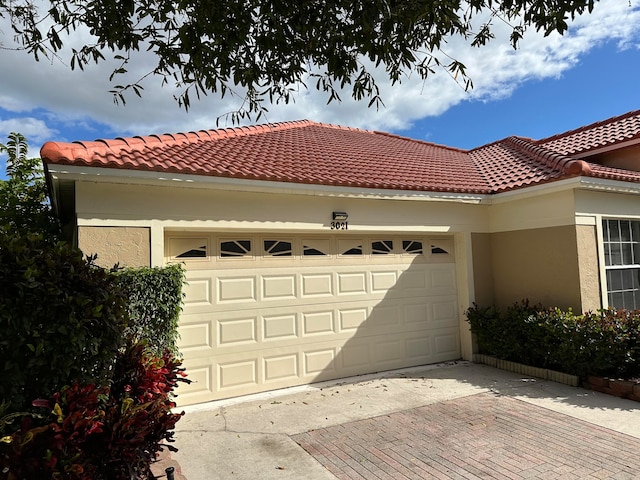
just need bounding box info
[469,137,591,193]
[538,109,640,156]
[41,120,492,194]
[41,112,640,195]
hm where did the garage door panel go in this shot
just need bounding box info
[396,269,427,291]
[177,322,212,353]
[262,274,297,300]
[303,348,337,376]
[431,297,459,325]
[406,336,432,360]
[218,316,258,346]
[263,353,299,382]
[367,303,401,329]
[176,311,214,354]
[370,270,399,293]
[301,273,333,297]
[171,234,461,405]
[217,276,257,303]
[403,302,430,324]
[340,342,370,369]
[426,265,457,294]
[337,272,368,295]
[219,358,258,390]
[182,276,213,306]
[263,313,298,340]
[374,338,405,364]
[175,358,214,405]
[433,328,461,359]
[339,307,368,332]
[301,310,335,336]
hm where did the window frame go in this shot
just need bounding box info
[600,218,640,310]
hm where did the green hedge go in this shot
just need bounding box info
[0,231,186,414]
[113,264,185,357]
[466,300,640,379]
[0,233,128,412]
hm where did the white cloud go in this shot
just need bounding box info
[0,0,638,142]
[0,118,58,158]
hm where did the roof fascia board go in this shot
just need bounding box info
[46,164,487,204]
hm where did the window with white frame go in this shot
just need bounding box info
[603,219,640,310]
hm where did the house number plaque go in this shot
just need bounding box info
[330,221,348,230]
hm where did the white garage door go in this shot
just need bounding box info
[166,233,460,405]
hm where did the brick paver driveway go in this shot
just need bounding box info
[293,392,640,480]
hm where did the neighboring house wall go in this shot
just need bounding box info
[78,226,151,268]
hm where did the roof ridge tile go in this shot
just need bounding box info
[505,136,591,176]
[373,130,468,153]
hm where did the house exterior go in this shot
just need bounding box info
[42,110,640,406]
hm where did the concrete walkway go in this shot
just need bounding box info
[162,362,640,479]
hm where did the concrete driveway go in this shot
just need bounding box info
[159,362,640,479]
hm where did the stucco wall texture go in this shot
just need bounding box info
[473,225,600,313]
[78,226,151,268]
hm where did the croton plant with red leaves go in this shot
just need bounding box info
[0,343,190,480]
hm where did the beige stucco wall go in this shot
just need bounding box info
[489,225,582,311]
[470,233,494,307]
[472,225,602,313]
[78,226,151,268]
[73,181,490,233]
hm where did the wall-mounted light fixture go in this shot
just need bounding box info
[332,211,349,221]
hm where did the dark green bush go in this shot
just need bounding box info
[0,232,128,413]
[579,308,640,378]
[466,301,640,379]
[465,303,501,355]
[113,264,185,357]
[467,300,548,365]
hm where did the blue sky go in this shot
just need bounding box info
[1,0,639,175]
[406,41,640,149]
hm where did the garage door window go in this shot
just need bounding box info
[402,240,423,255]
[372,240,393,254]
[264,240,293,256]
[220,240,252,257]
[168,237,209,260]
[603,219,640,310]
[176,245,207,258]
[339,239,363,256]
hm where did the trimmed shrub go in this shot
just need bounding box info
[466,301,640,379]
[0,232,128,413]
[113,264,185,357]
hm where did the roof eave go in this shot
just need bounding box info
[45,164,490,204]
[488,175,640,205]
